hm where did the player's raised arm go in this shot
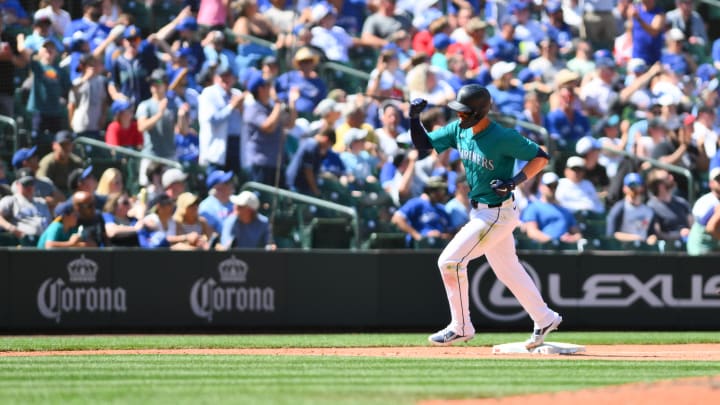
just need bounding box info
[408,98,433,150]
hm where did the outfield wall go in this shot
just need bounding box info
[0,249,718,332]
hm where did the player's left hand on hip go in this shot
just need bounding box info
[490,179,515,197]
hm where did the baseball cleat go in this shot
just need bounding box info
[428,329,475,346]
[525,313,563,350]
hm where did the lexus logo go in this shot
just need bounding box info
[470,261,541,322]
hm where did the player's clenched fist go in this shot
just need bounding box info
[490,178,515,197]
[409,98,428,118]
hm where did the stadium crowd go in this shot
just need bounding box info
[0,0,719,253]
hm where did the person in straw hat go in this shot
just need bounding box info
[275,46,328,115]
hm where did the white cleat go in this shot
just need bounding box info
[428,329,475,346]
[525,314,563,350]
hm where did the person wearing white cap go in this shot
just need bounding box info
[486,61,524,119]
[220,191,275,250]
[340,128,379,186]
[575,136,609,193]
[521,171,583,244]
[665,0,708,48]
[309,2,355,64]
[606,172,657,244]
[555,156,605,214]
[687,167,720,255]
[527,37,565,87]
[161,168,188,200]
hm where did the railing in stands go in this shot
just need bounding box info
[241,181,360,249]
[600,146,697,204]
[73,136,183,169]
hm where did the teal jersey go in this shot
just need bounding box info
[428,120,539,205]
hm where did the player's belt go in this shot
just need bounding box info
[470,194,514,209]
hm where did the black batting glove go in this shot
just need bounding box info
[490,179,515,197]
[409,98,428,119]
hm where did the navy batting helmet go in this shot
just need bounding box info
[448,84,492,129]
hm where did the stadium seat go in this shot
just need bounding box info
[413,237,449,250]
[0,232,19,247]
[578,219,607,238]
[301,217,353,249]
[658,239,687,253]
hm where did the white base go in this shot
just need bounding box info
[492,341,586,355]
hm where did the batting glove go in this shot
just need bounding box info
[409,98,428,119]
[490,179,515,197]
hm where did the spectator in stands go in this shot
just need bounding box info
[199,170,235,234]
[198,66,245,174]
[64,0,109,52]
[546,69,590,152]
[108,25,156,104]
[101,192,140,247]
[341,128,380,187]
[566,40,596,78]
[244,74,298,186]
[0,14,29,117]
[430,33,453,71]
[220,190,274,249]
[575,136,609,195]
[406,63,455,106]
[11,148,63,210]
[510,0,545,56]
[0,172,51,245]
[37,199,86,248]
[172,16,205,76]
[309,98,343,137]
[597,115,627,178]
[528,37,566,88]
[517,91,546,145]
[487,16,520,63]
[383,149,423,206]
[661,28,695,76]
[201,30,236,77]
[42,0,71,37]
[68,53,107,141]
[486,61,524,119]
[198,0,229,32]
[665,0,708,49]
[366,48,405,102]
[652,114,709,198]
[136,69,177,186]
[579,56,618,118]
[521,171,583,244]
[556,156,605,214]
[231,0,277,70]
[374,101,406,162]
[68,166,106,210]
[361,0,412,49]
[96,168,123,197]
[174,101,199,164]
[646,168,691,242]
[637,117,668,159]
[174,192,214,250]
[629,0,665,66]
[544,1,575,56]
[309,2,360,65]
[161,168,187,200]
[23,9,64,54]
[444,174,470,232]
[135,162,165,217]
[606,172,657,244]
[687,167,720,255]
[275,47,327,116]
[140,193,196,250]
[450,17,489,75]
[391,176,452,247]
[27,40,70,157]
[286,128,336,196]
[105,99,142,148]
[581,0,616,51]
[36,130,83,196]
[693,106,718,161]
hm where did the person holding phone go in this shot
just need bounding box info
[628,0,666,66]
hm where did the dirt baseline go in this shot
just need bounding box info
[2,343,720,361]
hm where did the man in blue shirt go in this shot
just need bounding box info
[63,0,109,52]
[286,128,336,196]
[546,69,590,152]
[221,191,275,249]
[199,170,235,234]
[521,172,583,243]
[391,176,453,247]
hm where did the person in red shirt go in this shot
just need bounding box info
[105,99,142,148]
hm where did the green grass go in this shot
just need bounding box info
[0,333,718,404]
[0,332,719,352]
[0,355,717,405]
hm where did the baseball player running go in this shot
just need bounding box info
[409,84,562,349]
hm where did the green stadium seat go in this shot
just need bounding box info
[302,217,353,249]
[658,239,687,253]
[579,219,607,238]
[0,232,20,247]
[413,237,449,250]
